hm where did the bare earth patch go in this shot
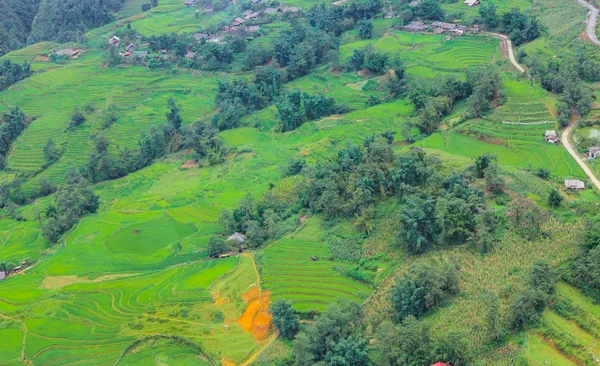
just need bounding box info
[180,159,198,169]
[41,273,138,289]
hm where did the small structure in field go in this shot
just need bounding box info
[194,33,209,41]
[565,179,585,191]
[587,146,600,159]
[464,0,479,6]
[125,43,137,52]
[403,21,429,32]
[384,11,395,19]
[54,48,81,57]
[264,7,281,15]
[544,130,559,144]
[219,251,236,258]
[284,6,301,13]
[227,232,247,244]
[184,0,198,6]
[108,36,120,46]
[132,50,148,58]
[232,17,245,26]
[242,10,253,18]
[246,25,261,34]
[0,271,5,281]
[185,51,196,59]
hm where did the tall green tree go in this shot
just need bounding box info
[166,98,182,131]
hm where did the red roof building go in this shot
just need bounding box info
[431,363,451,366]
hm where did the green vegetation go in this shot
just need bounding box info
[0,0,599,363]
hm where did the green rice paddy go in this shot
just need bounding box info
[0,0,597,363]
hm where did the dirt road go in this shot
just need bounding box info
[576,0,600,45]
[562,121,600,191]
[486,32,526,74]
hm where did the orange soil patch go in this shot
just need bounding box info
[33,55,49,62]
[213,292,230,305]
[238,287,272,341]
[222,359,236,366]
[181,159,198,169]
[300,150,310,155]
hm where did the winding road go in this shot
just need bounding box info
[577,0,600,45]
[559,0,600,191]
[486,32,526,73]
[562,122,600,191]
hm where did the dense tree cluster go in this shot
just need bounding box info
[417,0,444,21]
[348,46,389,74]
[293,300,370,366]
[83,99,224,183]
[509,261,556,330]
[409,67,503,134]
[564,216,600,301]
[0,0,40,56]
[213,66,286,130]
[307,0,382,37]
[478,6,539,45]
[276,90,337,132]
[217,192,301,249]
[528,56,594,125]
[0,59,31,91]
[269,300,300,340]
[0,107,27,166]
[391,260,459,322]
[502,8,540,46]
[376,318,470,366]
[41,172,99,243]
[274,23,339,79]
[28,0,125,43]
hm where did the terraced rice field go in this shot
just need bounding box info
[0,255,262,364]
[341,32,501,73]
[489,78,555,124]
[523,283,600,365]
[261,220,373,312]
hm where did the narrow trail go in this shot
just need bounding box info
[576,0,600,45]
[562,120,600,191]
[242,253,262,297]
[485,32,526,74]
[237,253,278,366]
[0,313,29,362]
[240,332,278,366]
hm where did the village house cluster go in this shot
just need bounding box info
[108,2,299,62]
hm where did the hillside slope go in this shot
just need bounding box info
[0,0,40,56]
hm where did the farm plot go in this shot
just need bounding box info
[488,78,555,124]
[522,282,600,365]
[0,255,261,365]
[340,33,500,73]
[261,220,373,313]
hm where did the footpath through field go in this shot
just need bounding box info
[576,0,600,45]
[238,253,279,366]
[562,120,600,191]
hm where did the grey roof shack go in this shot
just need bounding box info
[565,179,585,191]
[0,271,5,281]
[264,7,280,14]
[55,48,80,57]
[227,232,247,244]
